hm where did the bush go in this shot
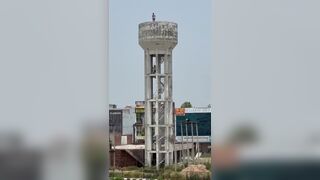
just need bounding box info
[170,171,185,180]
[109,172,123,180]
[110,177,123,180]
[143,173,156,178]
[163,165,174,171]
[204,162,211,170]
[176,164,185,172]
[109,172,123,178]
[123,171,143,178]
[142,166,157,174]
[183,162,189,168]
[162,170,172,179]
[201,153,211,158]
[122,166,141,171]
[186,173,211,180]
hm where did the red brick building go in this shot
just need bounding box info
[109,145,144,168]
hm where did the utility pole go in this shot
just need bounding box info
[109,123,116,173]
[114,125,116,171]
[180,122,184,163]
[195,122,199,158]
[185,120,189,165]
[174,121,177,171]
[191,122,194,162]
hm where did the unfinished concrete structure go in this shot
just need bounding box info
[139,16,178,169]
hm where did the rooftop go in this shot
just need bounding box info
[115,143,194,151]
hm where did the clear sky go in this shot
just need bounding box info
[109,0,212,108]
[0,0,108,146]
[2,0,320,160]
[212,0,320,147]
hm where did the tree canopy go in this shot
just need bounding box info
[181,101,192,108]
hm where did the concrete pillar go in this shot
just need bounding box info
[185,122,189,164]
[180,122,184,163]
[195,122,200,154]
[139,20,177,169]
[191,122,194,161]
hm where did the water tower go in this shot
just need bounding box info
[139,14,178,169]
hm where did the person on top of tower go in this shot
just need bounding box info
[152,13,156,22]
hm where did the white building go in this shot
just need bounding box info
[122,106,136,135]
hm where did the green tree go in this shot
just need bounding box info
[181,101,192,108]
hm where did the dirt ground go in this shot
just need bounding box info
[180,164,210,176]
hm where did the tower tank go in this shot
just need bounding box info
[139,18,178,169]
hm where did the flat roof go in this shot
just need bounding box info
[115,144,144,150]
[115,143,194,150]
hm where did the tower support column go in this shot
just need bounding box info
[139,20,177,169]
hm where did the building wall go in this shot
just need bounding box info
[134,106,145,143]
[110,134,133,146]
[133,101,145,144]
[175,107,211,150]
[176,108,211,135]
[122,107,136,135]
[110,150,144,167]
[109,109,123,135]
[176,113,211,136]
[199,142,211,153]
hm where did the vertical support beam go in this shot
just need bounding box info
[191,122,194,162]
[168,50,174,165]
[180,122,184,163]
[196,122,199,155]
[155,51,160,170]
[185,122,189,165]
[174,149,177,171]
[173,102,176,169]
[145,50,152,167]
[133,125,135,144]
[155,96,159,170]
[165,125,170,166]
[112,125,116,169]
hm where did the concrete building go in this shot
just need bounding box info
[110,143,194,168]
[176,107,212,154]
[139,15,178,169]
[109,108,123,142]
[133,101,145,144]
[122,106,136,136]
[109,105,136,145]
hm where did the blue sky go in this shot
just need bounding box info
[109,0,212,108]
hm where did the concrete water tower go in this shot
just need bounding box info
[139,14,177,169]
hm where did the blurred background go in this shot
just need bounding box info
[212,0,320,179]
[0,0,108,179]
